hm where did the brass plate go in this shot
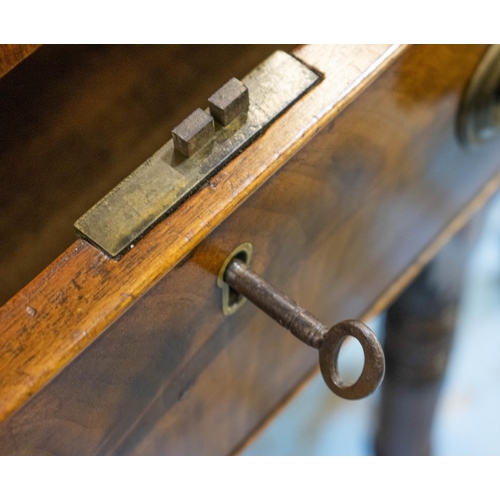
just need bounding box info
[75,51,320,257]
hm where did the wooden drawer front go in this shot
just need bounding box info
[2,45,500,455]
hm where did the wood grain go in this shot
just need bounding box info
[1,45,500,455]
[0,44,39,78]
[0,44,398,426]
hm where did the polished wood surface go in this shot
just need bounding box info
[1,45,499,455]
[0,44,39,78]
[0,44,396,424]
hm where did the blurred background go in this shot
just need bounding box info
[244,193,500,455]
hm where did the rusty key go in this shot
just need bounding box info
[220,255,385,400]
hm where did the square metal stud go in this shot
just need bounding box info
[172,108,215,157]
[208,78,249,126]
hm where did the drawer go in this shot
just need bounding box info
[1,44,500,455]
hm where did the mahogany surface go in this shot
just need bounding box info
[1,45,499,455]
[0,44,395,424]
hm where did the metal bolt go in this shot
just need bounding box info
[208,78,249,126]
[172,108,215,157]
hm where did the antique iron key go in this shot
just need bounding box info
[219,248,385,400]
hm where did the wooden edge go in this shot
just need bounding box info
[0,45,407,423]
[0,44,40,78]
[233,165,500,455]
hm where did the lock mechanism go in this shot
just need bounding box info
[74,51,320,258]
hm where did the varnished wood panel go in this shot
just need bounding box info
[1,45,500,455]
[0,44,39,78]
[0,44,397,424]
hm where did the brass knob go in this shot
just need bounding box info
[221,257,385,400]
[458,44,500,145]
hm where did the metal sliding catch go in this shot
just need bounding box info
[219,249,385,400]
[74,51,320,258]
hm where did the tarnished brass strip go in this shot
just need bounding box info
[74,51,320,257]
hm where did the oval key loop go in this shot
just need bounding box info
[319,320,385,400]
[221,254,385,400]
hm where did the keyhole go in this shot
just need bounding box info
[226,250,250,309]
[218,242,253,316]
